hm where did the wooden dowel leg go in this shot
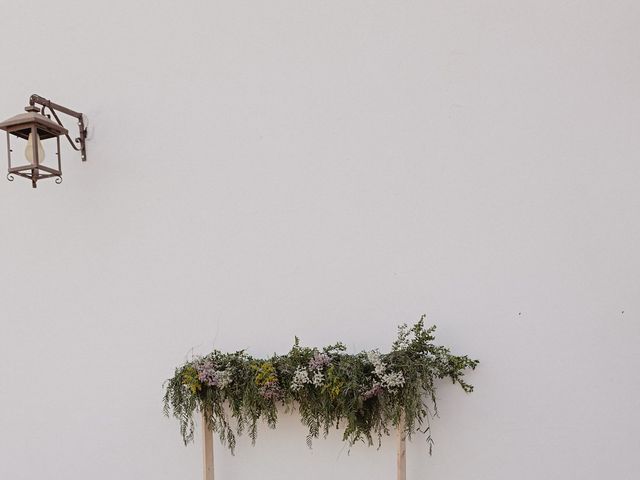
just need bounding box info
[202,410,214,480]
[397,411,406,480]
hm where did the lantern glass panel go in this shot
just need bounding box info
[7,125,62,176]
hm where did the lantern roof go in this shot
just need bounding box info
[0,111,68,139]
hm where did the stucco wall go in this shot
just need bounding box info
[1,1,638,479]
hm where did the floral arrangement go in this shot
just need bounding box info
[163,316,478,453]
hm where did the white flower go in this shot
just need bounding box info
[380,371,405,392]
[291,366,311,391]
[217,370,233,389]
[367,350,404,393]
[366,351,381,365]
[312,371,324,387]
[367,350,387,376]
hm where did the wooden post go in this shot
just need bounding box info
[202,410,214,480]
[397,411,407,480]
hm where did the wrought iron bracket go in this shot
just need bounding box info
[28,94,87,162]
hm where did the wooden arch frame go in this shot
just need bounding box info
[200,411,408,480]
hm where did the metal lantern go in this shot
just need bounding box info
[0,95,87,188]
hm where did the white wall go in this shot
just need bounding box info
[1,1,638,479]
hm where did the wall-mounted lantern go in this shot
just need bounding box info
[0,95,87,188]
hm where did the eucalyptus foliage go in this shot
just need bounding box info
[163,316,478,453]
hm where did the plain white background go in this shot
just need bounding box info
[0,1,638,479]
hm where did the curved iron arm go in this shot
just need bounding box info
[41,105,81,152]
[28,94,87,162]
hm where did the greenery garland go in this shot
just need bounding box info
[163,316,478,453]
